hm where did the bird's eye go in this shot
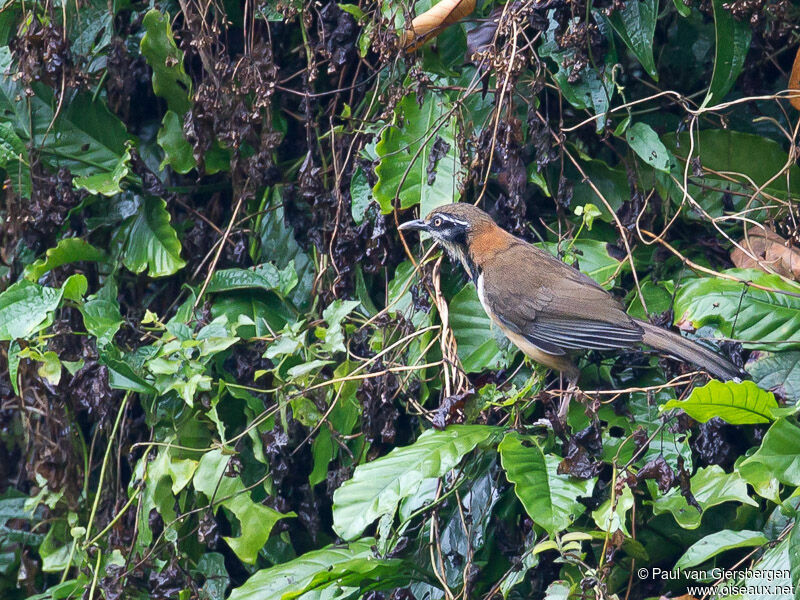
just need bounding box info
[433,218,443,227]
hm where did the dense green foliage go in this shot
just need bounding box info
[1,0,799,598]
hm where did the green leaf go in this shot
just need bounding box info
[449,284,508,373]
[662,130,800,202]
[704,0,751,105]
[674,269,800,350]
[542,239,630,289]
[625,122,674,172]
[118,196,186,277]
[228,539,407,600]
[140,10,192,114]
[674,529,768,570]
[24,238,108,281]
[73,142,132,196]
[332,425,500,540]
[592,485,635,536]
[193,449,292,564]
[606,0,658,80]
[740,418,800,486]
[207,263,298,296]
[498,432,596,537]
[651,465,758,529]
[36,351,62,385]
[373,93,462,217]
[672,0,691,17]
[81,282,124,347]
[662,380,778,425]
[157,110,196,173]
[0,280,64,341]
[747,351,800,403]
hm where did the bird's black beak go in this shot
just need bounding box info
[398,219,427,232]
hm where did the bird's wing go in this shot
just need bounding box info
[481,241,643,353]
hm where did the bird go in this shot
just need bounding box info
[399,203,745,419]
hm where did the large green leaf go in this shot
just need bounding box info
[157,110,196,174]
[0,280,65,341]
[373,93,462,217]
[118,196,186,277]
[207,263,298,296]
[193,449,292,564]
[73,142,132,196]
[80,282,123,347]
[674,529,768,570]
[24,238,109,281]
[747,351,800,403]
[662,380,777,425]
[625,122,674,173]
[674,269,800,350]
[662,130,800,202]
[606,0,658,80]
[332,425,500,540]
[448,284,508,373]
[704,0,751,105]
[498,432,596,537]
[228,539,409,600]
[0,49,130,180]
[740,418,800,486]
[140,10,192,114]
[651,465,758,529]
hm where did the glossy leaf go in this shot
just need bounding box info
[207,263,298,296]
[332,425,500,540]
[674,269,800,350]
[740,418,800,486]
[606,0,658,80]
[373,93,462,217]
[140,10,192,114]
[228,539,409,600]
[626,122,674,172]
[118,196,186,278]
[747,351,800,403]
[448,284,508,373]
[704,0,751,105]
[675,529,768,570]
[157,110,195,174]
[0,280,65,341]
[24,238,108,281]
[498,432,596,537]
[652,465,758,529]
[662,380,778,425]
[73,143,132,196]
[81,282,124,347]
[193,449,292,564]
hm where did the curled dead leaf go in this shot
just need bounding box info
[730,226,800,280]
[403,0,476,51]
[789,44,800,110]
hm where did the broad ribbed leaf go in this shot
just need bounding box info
[740,418,800,486]
[193,449,292,564]
[228,540,408,600]
[24,238,108,281]
[498,432,596,537]
[0,280,64,341]
[674,269,800,350]
[652,465,757,529]
[448,284,508,373]
[662,380,777,425]
[675,530,768,570]
[119,196,186,277]
[373,93,462,217]
[207,263,297,296]
[747,351,800,403]
[626,122,674,173]
[157,110,195,174]
[606,0,658,80]
[332,425,500,540]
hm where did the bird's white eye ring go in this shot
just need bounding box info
[433,217,443,227]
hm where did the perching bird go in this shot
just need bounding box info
[399,203,744,419]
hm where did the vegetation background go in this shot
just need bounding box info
[0,0,799,598]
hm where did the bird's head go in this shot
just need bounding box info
[398,203,495,280]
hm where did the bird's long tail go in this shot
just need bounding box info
[638,321,745,382]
